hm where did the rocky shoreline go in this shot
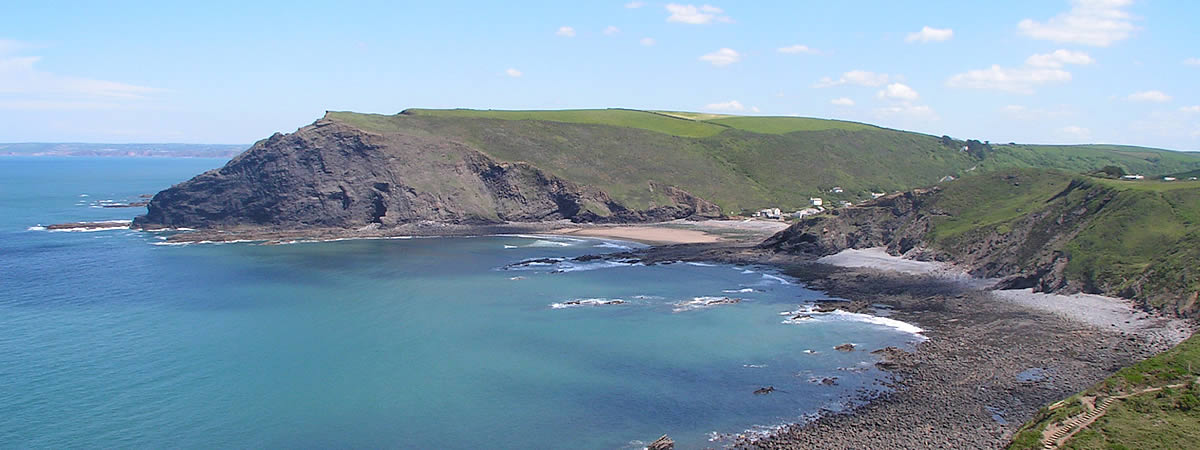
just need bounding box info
[35,218,1196,448]
[605,244,1194,449]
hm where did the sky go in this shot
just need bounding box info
[1,0,1198,150]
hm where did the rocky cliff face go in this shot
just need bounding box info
[759,189,937,256]
[761,175,1199,317]
[134,118,718,230]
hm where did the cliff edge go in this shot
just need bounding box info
[761,170,1200,317]
[134,117,718,230]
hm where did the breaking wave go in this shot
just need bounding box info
[550,298,628,309]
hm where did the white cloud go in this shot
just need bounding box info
[603,26,620,35]
[1059,125,1091,138]
[0,39,32,55]
[699,48,740,66]
[556,26,576,37]
[705,100,745,111]
[1026,49,1094,67]
[751,106,761,113]
[1017,0,1135,47]
[505,68,523,77]
[666,4,731,24]
[813,70,890,88]
[905,26,954,43]
[777,44,819,54]
[877,83,919,101]
[946,65,1072,94]
[1126,90,1171,102]
[1180,106,1200,113]
[1184,57,1200,66]
[625,1,645,8]
[830,97,855,106]
[0,43,163,110]
[640,37,656,46]
[874,104,938,121]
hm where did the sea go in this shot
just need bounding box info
[0,157,924,448]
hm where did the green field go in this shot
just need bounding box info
[1009,334,1200,449]
[323,109,1200,214]
[395,108,728,138]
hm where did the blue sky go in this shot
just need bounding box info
[1,0,1198,150]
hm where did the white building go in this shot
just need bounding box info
[830,186,844,194]
[1164,177,1177,181]
[809,197,823,207]
[755,208,783,219]
[791,207,824,219]
[1122,174,1145,180]
[871,192,885,199]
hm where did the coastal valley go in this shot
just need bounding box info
[115,108,1200,448]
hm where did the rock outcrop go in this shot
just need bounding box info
[760,172,1200,317]
[134,118,718,230]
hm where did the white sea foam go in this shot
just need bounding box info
[779,304,925,338]
[528,239,572,247]
[741,269,756,274]
[826,310,925,336]
[592,241,632,250]
[672,296,743,312]
[550,298,627,309]
[555,260,642,272]
[79,194,88,197]
[760,273,792,285]
[742,364,768,368]
[685,261,716,267]
[44,220,131,232]
[723,288,756,294]
[27,226,46,231]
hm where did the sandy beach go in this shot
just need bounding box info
[550,219,790,245]
[552,226,721,244]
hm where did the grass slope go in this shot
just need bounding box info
[919,170,1200,314]
[324,109,1200,214]
[1008,334,1200,449]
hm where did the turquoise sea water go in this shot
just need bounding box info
[0,157,922,448]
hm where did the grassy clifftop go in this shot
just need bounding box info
[1009,333,1200,449]
[324,109,1200,214]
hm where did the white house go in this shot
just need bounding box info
[809,197,823,207]
[1163,177,1177,181]
[1122,174,1145,180]
[830,186,844,194]
[755,208,783,219]
[870,192,885,199]
[791,207,824,219]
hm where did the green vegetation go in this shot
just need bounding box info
[323,109,1200,215]
[396,108,727,138]
[707,115,876,134]
[914,170,1200,314]
[1009,334,1200,449]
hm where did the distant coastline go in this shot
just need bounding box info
[0,143,244,158]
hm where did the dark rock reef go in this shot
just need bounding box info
[134,118,718,230]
